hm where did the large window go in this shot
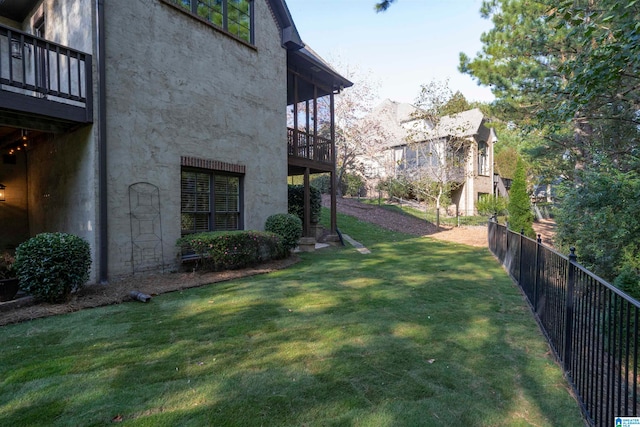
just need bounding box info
[181,169,242,234]
[172,0,253,44]
[478,141,489,176]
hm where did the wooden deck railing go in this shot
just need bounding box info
[287,128,333,165]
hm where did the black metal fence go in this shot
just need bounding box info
[488,220,640,426]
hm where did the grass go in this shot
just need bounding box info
[0,211,583,426]
[359,197,489,227]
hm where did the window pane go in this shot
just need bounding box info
[194,213,210,233]
[181,213,195,233]
[215,213,238,231]
[181,170,212,233]
[196,192,210,211]
[213,175,240,230]
[175,0,191,11]
[214,175,228,193]
[227,194,238,211]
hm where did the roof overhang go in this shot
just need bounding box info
[0,0,38,22]
[268,0,304,49]
[287,47,353,104]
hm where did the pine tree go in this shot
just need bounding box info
[507,158,535,238]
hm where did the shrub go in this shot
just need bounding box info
[177,230,286,272]
[477,194,508,217]
[15,232,91,303]
[379,176,414,200]
[288,184,321,223]
[265,213,303,251]
[310,174,331,194]
[614,265,640,300]
[341,172,365,197]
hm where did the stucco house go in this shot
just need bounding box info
[362,99,498,215]
[0,0,351,283]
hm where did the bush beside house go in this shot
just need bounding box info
[265,213,303,251]
[177,230,287,272]
[14,232,91,303]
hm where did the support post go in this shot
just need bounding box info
[533,234,541,312]
[564,247,577,371]
[303,167,311,238]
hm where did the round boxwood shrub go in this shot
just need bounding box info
[265,213,303,251]
[15,232,91,303]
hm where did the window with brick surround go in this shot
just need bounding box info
[181,168,243,235]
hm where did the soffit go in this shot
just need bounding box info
[0,0,38,22]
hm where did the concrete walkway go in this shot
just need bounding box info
[340,234,371,254]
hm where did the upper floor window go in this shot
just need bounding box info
[478,141,489,176]
[172,0,253,44]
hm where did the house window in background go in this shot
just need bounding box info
[478,141,489,176]
[171,0,253,44]
[181,169,242,234]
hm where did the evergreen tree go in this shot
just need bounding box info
[507,158,535,238]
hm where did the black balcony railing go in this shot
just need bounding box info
[0,24,92,122]
[287,127,333,165]
[488,220,640,426]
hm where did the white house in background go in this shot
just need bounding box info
[362,99,498,215]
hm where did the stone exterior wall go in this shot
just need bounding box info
[103,0,288,277]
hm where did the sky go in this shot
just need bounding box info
[285,0,495,106]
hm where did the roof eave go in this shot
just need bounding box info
[268,0,304,49]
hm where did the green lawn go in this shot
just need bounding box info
[0,212,583,426]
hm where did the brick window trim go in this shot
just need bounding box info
[181,156,246,174]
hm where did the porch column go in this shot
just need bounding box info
[331,169,337,234]
[303,167,311,237]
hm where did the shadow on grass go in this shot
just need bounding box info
[0,214,583,426]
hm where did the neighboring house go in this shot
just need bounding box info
[0,0,351,283]
[364,99,498,215]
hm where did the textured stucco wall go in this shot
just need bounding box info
[27,127,99,278]
[104,0,288,277]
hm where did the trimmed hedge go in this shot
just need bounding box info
[288,184,321,223]
[265,213,302,251]
[177,230,287,272]
[15,232,91,303]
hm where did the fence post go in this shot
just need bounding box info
[563,247,577,371]
[533,234,541,311]
[518,228,524,286]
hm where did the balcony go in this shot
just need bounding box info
[287,127,334,173]
[0,24,93,131]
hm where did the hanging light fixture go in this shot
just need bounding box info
[0,184,5,202]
